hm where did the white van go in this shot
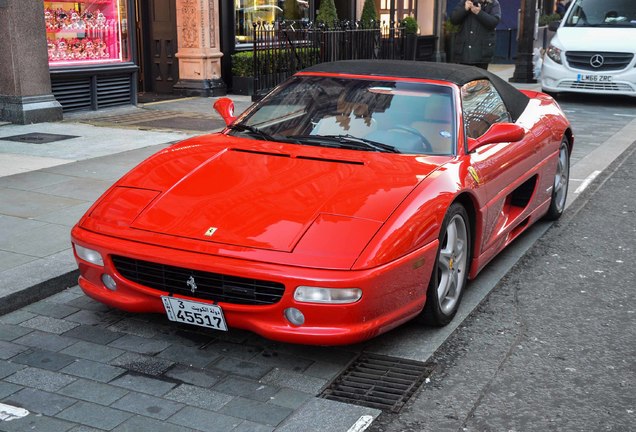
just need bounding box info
[540,0,636,96]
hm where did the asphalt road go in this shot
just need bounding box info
[368,135,636,432]
[1,94,634,431]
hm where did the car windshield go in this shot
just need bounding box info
[564,0,636,27]
[230,76,456,155]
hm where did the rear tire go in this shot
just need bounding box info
[420,203,471,327]
[544,137,570,221]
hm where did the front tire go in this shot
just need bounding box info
[544,137,570,220]
[420,203,471,327]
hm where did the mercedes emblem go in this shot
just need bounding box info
[590,54,604,68]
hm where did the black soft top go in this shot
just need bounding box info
[301,60,530,122]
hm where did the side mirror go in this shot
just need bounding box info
[213,97,237,126]
[548,20,561,32]
[467,123,526,153]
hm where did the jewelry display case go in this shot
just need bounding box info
[44,0,128,65]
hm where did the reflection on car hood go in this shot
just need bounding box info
[126,136,445,252]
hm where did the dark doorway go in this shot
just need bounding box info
[137,0,179,94]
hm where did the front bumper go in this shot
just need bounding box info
[71,226,438,345]
[541,58,636,96]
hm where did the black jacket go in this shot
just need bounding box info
[450,0,501,64]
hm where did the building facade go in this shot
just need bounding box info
[1,0,448,123]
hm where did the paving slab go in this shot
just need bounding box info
[4,387,77,416]
[56,401,133,430]
[167,406,242,432]
[59,359,126,383]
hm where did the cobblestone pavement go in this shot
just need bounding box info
[0,287,378,431]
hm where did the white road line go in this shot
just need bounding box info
[613,113,636,117]
[0,403,29,422]
[574,170,601,194]
[347,415,375,432]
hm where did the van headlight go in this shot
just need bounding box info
[546,45,562,64]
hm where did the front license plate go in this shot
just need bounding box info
[576,74,613,82]
[161,296,227,331]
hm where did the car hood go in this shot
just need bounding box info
[117,137,445,253]
[554,27,636,52]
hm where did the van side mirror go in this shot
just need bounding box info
[548,20,561,32]
[467,123,526,152]
[213,97,237,126]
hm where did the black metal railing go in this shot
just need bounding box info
[246,20,408,99]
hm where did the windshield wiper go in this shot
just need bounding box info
[229,124,276,141]
[291,134,400,153]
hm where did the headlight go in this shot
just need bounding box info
[74,244,104,266]
[294,286,362,304]
[546,45,562,64]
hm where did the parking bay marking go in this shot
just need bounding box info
[574,170,601,194]
[0,403,29,422]
[347,415,375,432]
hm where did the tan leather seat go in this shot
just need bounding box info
[411,96,454,154]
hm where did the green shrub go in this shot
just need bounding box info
[539,13,562,26]
[360,0,379,26]
[402,16,418,34]
[231,48,319,77]
[316,0,338,27]
[231,51,252,77]
[444,19,460,34]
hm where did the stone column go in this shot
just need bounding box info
[0,0,62,124]
[173,0,226,96]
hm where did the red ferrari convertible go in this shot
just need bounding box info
[71,60,572,345]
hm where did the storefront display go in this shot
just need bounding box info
[234,0,310,45]
[43,0,136,112]
[44,0,129,65]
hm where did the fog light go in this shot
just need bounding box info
[74,244,104,266]
[284,308,305,326]
[101,274,117,291]
[294,286,362,304]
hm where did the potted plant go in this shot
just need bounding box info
[443,19,461,63]
[231,51,255,95]
[402,16,419,60]
[538,13,561,49]
[231,48,318,96]
[360,0,379,27]
[316,0,338,28]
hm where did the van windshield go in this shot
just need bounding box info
[565,0,636,27]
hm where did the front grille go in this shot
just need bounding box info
[558,80,635,93]
[566,51,634,71]
[111,255,285,305]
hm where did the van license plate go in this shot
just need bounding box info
[576,74,613,82]
[161,296,227,331]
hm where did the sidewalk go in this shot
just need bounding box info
[0,65,535,314]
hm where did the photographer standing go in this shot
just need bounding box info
[450,0,501,70]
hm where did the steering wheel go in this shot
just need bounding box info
[387,125,433,153]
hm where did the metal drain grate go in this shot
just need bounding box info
[320,352,433,413]
[1,133,79,144]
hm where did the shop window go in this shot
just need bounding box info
[44,0,130,66]
[378,0,416,25]
[235,0,310,46]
